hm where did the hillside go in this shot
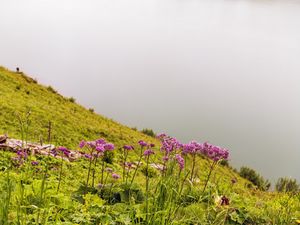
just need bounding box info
[0,66,299,225]
[0,66,157,149]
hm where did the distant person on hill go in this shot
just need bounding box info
[16,67,20,72]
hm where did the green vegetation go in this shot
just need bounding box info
[0,66,156,148]
[276,177,300,193]
[0,66,299,224]
[141,129,156,138]
[239,166,271,191]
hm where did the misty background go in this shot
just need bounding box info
[1,0,300,183]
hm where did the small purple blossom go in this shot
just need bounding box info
[112,173,120,180]
[51,149,58,157]
[104,143,115,151]
[96,139,106,145]
[96,145,105,152]
[162,156,169,162]
[17,150,28,159]
[79,140,86,148]
[57,146,70,157]
[57,146,67,152]
[64,149,71,157]
[84,154,92,159]
[31,161,39,166]
[175,154,185,170]
[123,145,134,151]
[81,139,115,157]
[125,162,134,169]
[143,149,155,156]
[138,140,148,147]
[156,133,167,140]
[87,141,96,148]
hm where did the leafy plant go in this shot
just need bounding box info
[276,177,299,193]
[239,166,271,191]
[141,128,156,137]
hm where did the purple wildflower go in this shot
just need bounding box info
[175,154,185,170]
[112,173,120,180]
[17,150,28,159]
[125,162,134,169]
[162,156,169,162]
[57,146,68,152]
[79,140,86,148]
[57,146,70,157]
[64,149,71,157]
[51,149,58,156]
[160,136,182,153]
[31,161,39,166]
[104,143,115,151]
[138,140,148,147]
[143,149,155,156]
[156,133,167,140]
[202,143,229,161]
[182,141,204,155]
[96,145,105,152]
[123,145,134,151]
[84,154,92,159]
[96,139,106,145]
[87,141,96,148]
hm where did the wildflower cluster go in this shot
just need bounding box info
[156,134,229,180]
[50,146,71,159]
[80,139,115,158]
[183,141,229,162]
[57,146,71,157]
[12,150,28,166]
[79,138,115,193]
[160,136,182,154]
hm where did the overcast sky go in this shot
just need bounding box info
[1,0,300,182]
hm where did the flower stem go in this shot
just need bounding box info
[100,159,105,184]
[190,154,196,181]
[145,155,150,222]
[92,155,99,187]
[85,156,93,194]
[123,150,128,183]
[130,147,143,186]
[57,157,64,193]
[202,161,216,194]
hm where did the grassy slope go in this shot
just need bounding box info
[1,66,299,224]
[0,66,157,149]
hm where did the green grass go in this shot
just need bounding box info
[0,66,299,224]
[0,66,157,148]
